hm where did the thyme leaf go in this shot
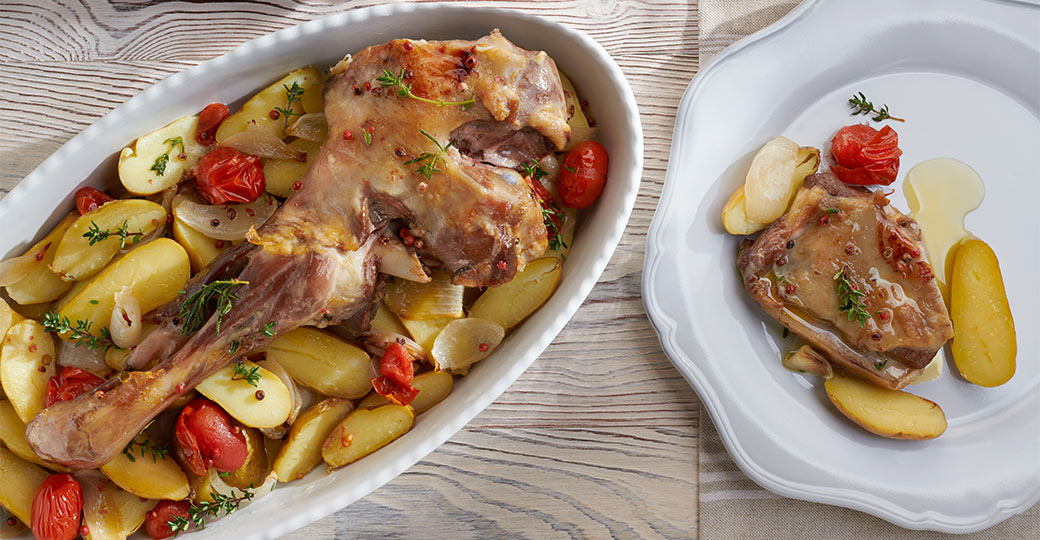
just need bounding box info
[178,279,249,336]
[274,81,305,130]
[231,362,261,387]
[376,68,475,108]
[404,129,454,180]
[834,267,872,327]
[41,312,120,350]
[150,137,186,176]
[848,92,904,122]
[83,219,146,249]
[167,486,256,536]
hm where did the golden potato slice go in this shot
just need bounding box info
[431,318,504,375]
[5,214,76,305]
[950,238,1016,387]
[825,373,947,440]
[172,215,229,272]
[216,66,323,143]
[358,370,453,414]
[51,199,167,281]
[196,360,291,429]
[0,400,69,472]
[721,186,767,235]
[53,239,189,345]
[263,139,323,197]
[118,115,208,195]
[782,345,832,379]
[100,435,190,500]
[1,320,57,423]
[384,273,464,320]
[0,446,50,525]
[559,72,590,129]
[264,327,374,399]
[0,298,24,340]
[79,476,154,540]
[468,257,561,330]
[400,316,454,351]
[321,404,413,470]
[272,398,354,482]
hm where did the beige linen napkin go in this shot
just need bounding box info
[696,1,1039,537]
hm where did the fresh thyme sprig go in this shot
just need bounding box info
[41,312,120,350]
[178,279,249,336]
[376,68,475,108]
[228,340,241,356]
[274,81,305,130]
[848,92,904,123]
[519,159,547,180]
[834,267,872,327]
[542,205,568,252]
[260,322,276,338]
[874,359,888,370]
[122,436,170,463]
[83,219,146,249]
[167,487,256,536]
[151,136,186,176]
[231,362,261,387]
[404,129,455,180]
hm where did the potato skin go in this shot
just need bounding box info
[272,398,354,482]
[949,238,1016,387]
[0,446,50,525]
[824,373,946,440]
[321,404,413,469]
[468,257,561,330]
[1,320,57,423]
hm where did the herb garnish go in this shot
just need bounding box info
[519,159,547,180]
[84,219,146,248]
[260,322,276,337]
[834,267,872,327]
[122,429,170,463]
[227,340,241,356]
[362,128,372,146]
[848,92,904,123]
[874,359,888,370]
[376,68,475,108]
[274,81,305,130]
[564,165,577,173]
[151,137,186,176]
[404,129,455,180]
[167,487,256,536]
[231,362,261,387]
[178,279,249,336]
[542,205,568,252]
[41,312,120,350]
[825,207,840,215]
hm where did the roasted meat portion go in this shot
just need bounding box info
[737,172,953,390]
[27,30,569,469]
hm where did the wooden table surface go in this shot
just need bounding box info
[0,1,700,538]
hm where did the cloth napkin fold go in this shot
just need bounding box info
[696,1,1039,537]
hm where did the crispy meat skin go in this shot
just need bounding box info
[26,31,569,469]
[737,172,953,390]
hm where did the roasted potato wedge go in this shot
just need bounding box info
[468,257,561,330]
[50,199,167,281]
[79,475,153,540]
[1,320,57,423]
[172,215,229,272]
[721,186,767,235]
[0,446,50,526]
[950,238,1016,387]
[99,435,191,500]
[272,398,354,482]
[0,297,24,340]
[264,327,374,399]
[53,239,189,343]
[263,139,323,197]
[216,66,323,143]
[430,318,504,374]
[0,400,69,472]
[196,359,291,429]
[384,273,464,320]
[4,214,76,304]
[321,404,413,470]
[825,373,947,440]
[118,115,208,195]
[358,370,452,414]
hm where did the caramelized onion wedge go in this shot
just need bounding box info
[172,192,278,241]
[221,130,306,161]
[285,113,328,142]
[110,285,144,349]
[0,254,36,287]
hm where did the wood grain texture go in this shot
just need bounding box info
[0,1,700,538]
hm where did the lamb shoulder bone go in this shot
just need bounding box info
[27,30,569,469]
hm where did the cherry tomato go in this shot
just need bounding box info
[30,474,82,540]
[370,376,420,406]
[195,147,265,205]
[145,500,192,540]
[379,343,414,387]
[196,103,230,145]
[829,124,902,186]
[74,187,113,215]
[45,367,105,407]
[173,398,248,476]
[558,140,608,209]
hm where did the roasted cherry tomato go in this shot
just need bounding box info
[145,499,192,540]
[830,124,902,186]
[370,376,420,406]
[196,103,230,145]
[74,187,114,215]
[558,140,608,209]
[30,474,82,540]
[195,147,265,205]
[45,367,105,407]
[379,343,414,387]
[174,398,248,476]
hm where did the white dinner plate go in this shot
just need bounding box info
[0,4,642,538]
[643,0,1039,533]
